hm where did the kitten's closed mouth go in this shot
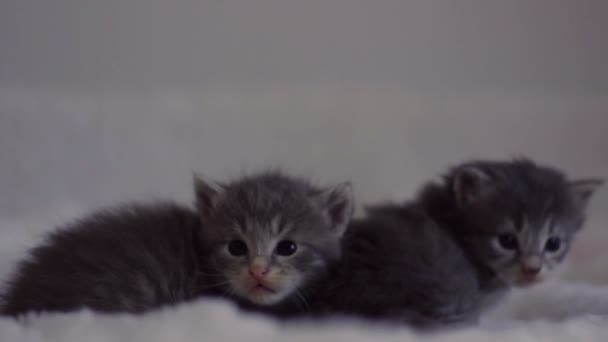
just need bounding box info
[251,283,276,293]
[516,276,543,287]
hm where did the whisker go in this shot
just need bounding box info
[197,281,231,291]
[195,271,225,278]
[293,289,310,311]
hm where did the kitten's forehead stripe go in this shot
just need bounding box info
[542,198,555,220]
[519,227,533,254]
[270,216,282,235]
[242,216,253,233]
[243,230,275,256]
[546,216,556,235]
[517,216,530,233]
[277,222,300,239]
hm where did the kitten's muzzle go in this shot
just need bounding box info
[248,256,271,282]
[520,257,542,275]
[249,268,270,282]
[517,266,543,286]
[520,266,541,279]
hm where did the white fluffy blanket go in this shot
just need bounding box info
[2,206,608,342]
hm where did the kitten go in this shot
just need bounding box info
[194,172,353,314]
[420,159,602,293]
[1,172,353,316]
[316,159,602,327]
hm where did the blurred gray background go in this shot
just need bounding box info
[1,0,607,224]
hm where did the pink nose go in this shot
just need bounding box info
[248,268,269,281]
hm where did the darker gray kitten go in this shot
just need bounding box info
[421,159,602,291]
[1,172,353,316]
[316,159,602,327]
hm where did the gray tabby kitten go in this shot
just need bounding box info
[194,172,353,313]
[1,172,353,316]
[317,159,602,327]
[421,159,602,293]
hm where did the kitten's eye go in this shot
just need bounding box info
[227,240,248,256]
[275,240,298,256]
[545,237,562,252]
[497,234,518,251]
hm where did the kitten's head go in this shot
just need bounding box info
[194,172,353,306]
[441,159,602,287]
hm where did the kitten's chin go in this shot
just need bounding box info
[232,280,298,306]
[514,277,544,288]
[245,286,287,305]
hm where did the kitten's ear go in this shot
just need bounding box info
[311,182,354,236]
[452,166,494,206]
[193,173,224,217]
[570,179,604,207]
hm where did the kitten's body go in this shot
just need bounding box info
[317,159,601,327]
[317,205,480,327]
[1,172,353,316]
[2,203,204,315]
